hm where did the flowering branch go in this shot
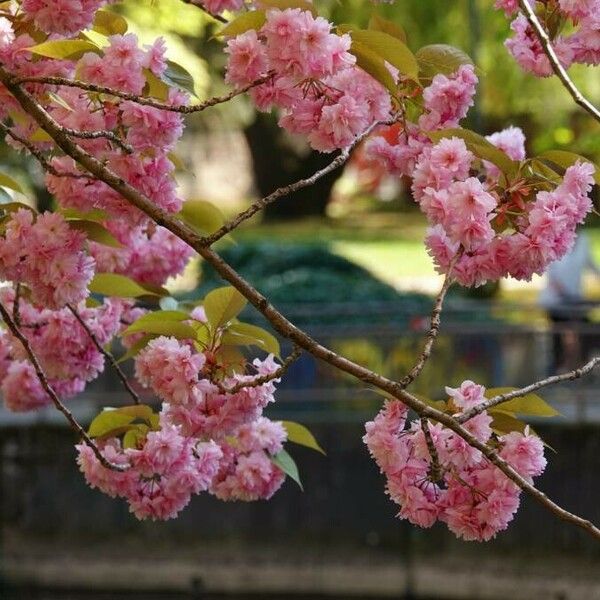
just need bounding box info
[517,0,600,124]
[218,345,302,394]
[66,303,142,406]
[457,355,600,423]
[1,65,599,539]
[0,121,92,179]
[0,300,126,472]
[15,75,268,114]
[61,126,133,154]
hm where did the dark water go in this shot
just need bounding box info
[3,590,427,600]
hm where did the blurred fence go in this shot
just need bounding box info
[1,300,600,597]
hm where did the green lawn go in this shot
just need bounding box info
[233,215,600,303]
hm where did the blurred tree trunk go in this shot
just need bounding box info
[243,113,343,221]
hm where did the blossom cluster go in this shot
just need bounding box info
[364,381,546,541]
[0,287,126,411]
[496,0,600,76]
[363,65,595,286]
[0,8,192,289]
[76,335,289,519]
[225,9,392,151]
[0,209,94,309]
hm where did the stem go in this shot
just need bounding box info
[399,270,454,389]
[66,304,142,406]
[458,356,600,423]
[202,120,384,246]
[0,300,127,472]
[1,65,598,540]
[219,345,301,394]
[15,75,267,114]
[517,0,600,124]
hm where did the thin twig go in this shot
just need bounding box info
[67,303,142,406]
[218,345,301,394]
[399,269,454,389]
[517,0,600,124]
[0,300,127,472]
[458,356,600,423]
[421,416,442,482]
[0,121,92,179]
[2,65,599,540]
[62,126,133,154]
[15,75,267,114]
[201,119,390,246]
[179,0,228,23]
[13,283,21,328]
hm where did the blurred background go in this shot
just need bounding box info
[2,0,600,598]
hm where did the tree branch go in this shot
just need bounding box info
[517,0,600,124]
[458,355,600,423]
[66,303,142,406]
[218,345,301,394]
[179,0,228,23]
[398,269,454,389]
[201,121,383,246]
[2,64,598,539]
[0,121,92,179]
[15,75,267,114]
[0,300,127,472]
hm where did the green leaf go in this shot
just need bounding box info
[116,334,154,364]
[162,60,197,97]
[123,427,146,449]
[89,273,167,298]
[216,10,267,38]
[121,310,197,340]
[203,286,247,330]
[167,152,187,172]
[178,200,226,236]
[537,150,600,185]
[258,0,317,15]
[271,448,303,490]
[88,410,135,438]
[0,201,36,214]
[416,44,474,78]
[281,421,325,454]
[27,39,101,60]
[368,14,407,43]
[221,321,280,357]
[0,171,23,194]
[112,404,154,420]
[92,9,128,36]
[489,411,527,436]
[485,387,560,417]
[144,69,170,101]
[427,128,519,178]
[350,41,397,98]
[29,128,53,143]
[47,91,73,112]
[348,29,418,80]
[68,219,122,248]
[59,207,108,222]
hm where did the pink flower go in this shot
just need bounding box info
[225,30,268,87]
[135,336,204,404]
